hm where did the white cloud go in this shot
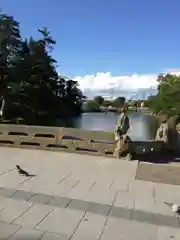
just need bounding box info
[73,70,180,99]
[74,72,159,91]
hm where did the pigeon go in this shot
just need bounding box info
[164,201,180,215]
[16,165,36,177]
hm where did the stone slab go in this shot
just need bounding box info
[114,190,135,209]
[154,182,180,203]
[71,212,106,240]
[85,186,115,205]
[1,146,180,238]
[57,175,81,197]
[9,227,43,240]
[0,185,179,228]
[67,199,88,211]
[101,218,158,240]
[0,170,29,188]
[110,206,132,220]
[14,204,52,228]
[136,162,180,185]
[49,196,71,208]
[36,208,85,237]
[0,187,16,198]
[0,198,32,224]
[28,193,52,204]
[0,222,20,239]
[157,226,180,240]
[67,179,95,199]
[11,190,34,201]
[41,232,69,240]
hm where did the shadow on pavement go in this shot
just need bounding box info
[131,151,180,164]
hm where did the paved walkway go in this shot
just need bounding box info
[0,148,180,239]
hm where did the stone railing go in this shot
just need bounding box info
[0,124,165,157]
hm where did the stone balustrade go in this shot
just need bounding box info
[0,124,165,158]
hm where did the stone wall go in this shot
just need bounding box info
[0,124,165,157]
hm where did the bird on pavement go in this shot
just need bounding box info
[164,201,180,215]
[16,165,36,177]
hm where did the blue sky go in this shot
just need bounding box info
[1,0,180,98]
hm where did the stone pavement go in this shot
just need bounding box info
[137,161,180,185]
[0,148,180,239]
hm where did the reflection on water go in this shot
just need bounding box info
[56,111,157,141]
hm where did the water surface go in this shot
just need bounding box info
[57,111,157,141]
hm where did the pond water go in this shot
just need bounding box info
[56,111,158,141]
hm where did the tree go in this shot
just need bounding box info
[94,96,104,105]
[113,97,126,108]
[147,74,180,116]
[0,13,21,115]
[62,79,85,117]
[5,29,59,121]
[102,100,112,107]
[0,12,85,124]
[84,100,100,112]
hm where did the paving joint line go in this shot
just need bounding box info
[130,199,135,220]
[0,167,16,177]
[69,211,87,240]
[58,172,72,185]
[98,191,118,240]
[34,208,54,230]
[153,187,156,204]
[68,180,80,193]
[87,181,96,192]
[26,192,39,202]
[11,203,34,224]
[65,199,73,208]
[6,224,21,240]
[109,180,114,189]
[19,175,36,185]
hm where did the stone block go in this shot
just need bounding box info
[0,187,16,197]
[28,193,52,204]
[68,179,95,199]
[14,204,52,228]
[86,201,110,216]
[36,208,85,237]
[85,188,115,205]
[157,226,180,240]
[41,232,69,240]
[155,213,180,228]
[57,175,81,196]
[0,222,20,239]
[67,199,88,212]
[9,227,43,240]
[71,212,106,240]
[0,170,26,188]
[114,191,134,209]
[0,198,32,224]
[48,196,71,208]
[11,190,34,201]
[110,206,132,220]
[131,209,156,225]
[101,218,158,240]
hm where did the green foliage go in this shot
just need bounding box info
[0,12,85,124]
[84,100,100,112]
[94,96,104,105]
[147,74,180,116]
[112,97,126,108]
[102,100,112,107]
[84,96,126,112]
